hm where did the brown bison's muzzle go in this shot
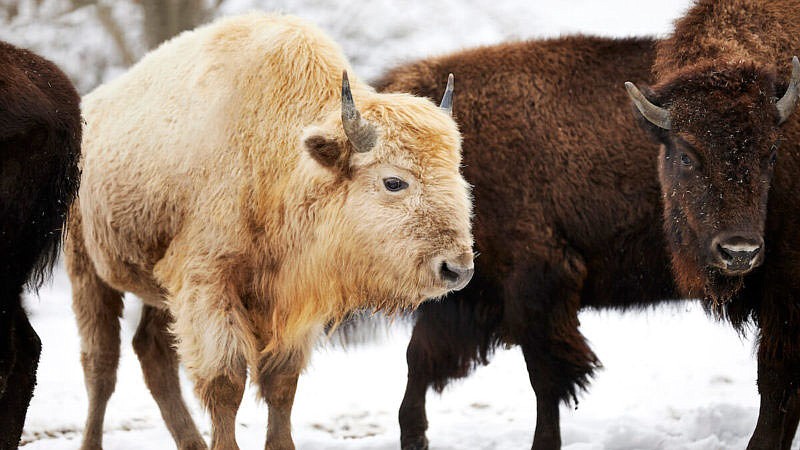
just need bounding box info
[710,232,764,275]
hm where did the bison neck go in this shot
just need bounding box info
[244,173,414,358]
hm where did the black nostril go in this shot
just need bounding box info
[439,261,474,289]
[440,262,461,283]
[714,234,763,272]
[717,244,734,262]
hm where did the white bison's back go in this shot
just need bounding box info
[76,13,355,292]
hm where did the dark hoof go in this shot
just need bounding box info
[401,436,429,450]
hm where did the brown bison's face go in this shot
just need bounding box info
[627,59,799,304]
[302,73,473,309]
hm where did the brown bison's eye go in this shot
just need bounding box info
[769,145,778,166]
[679,152,694,167]
[383,177,408,192]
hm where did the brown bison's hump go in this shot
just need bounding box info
[376,36,657,103]
[377,35,661,237]
[376,36,674,304]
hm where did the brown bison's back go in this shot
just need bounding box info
[377,36,677,306]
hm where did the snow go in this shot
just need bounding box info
[21,267,774,449]
[12,0,795,449]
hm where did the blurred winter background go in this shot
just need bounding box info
[6,0,785,448]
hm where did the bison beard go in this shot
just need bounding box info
[663,203,745,309]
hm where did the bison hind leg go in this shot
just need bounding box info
[132,305,207,450]
[65,215,125,450]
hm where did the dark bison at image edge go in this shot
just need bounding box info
[625,0,800,448]
[0,41,81,448]
[376,30,800,450]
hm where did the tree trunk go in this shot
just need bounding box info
[141,0,212,50]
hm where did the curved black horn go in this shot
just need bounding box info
[777,56,800,124]
[440,73,454,116]
[625,81,671,130]
[341,70,377,153]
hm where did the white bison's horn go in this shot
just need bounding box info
[341,70,377,153]
[625,81,672,130]
[777,56,800,124]
[440,73,454,116]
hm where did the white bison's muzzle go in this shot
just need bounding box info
[433,252,474,292]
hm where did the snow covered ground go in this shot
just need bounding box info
[20,268,774,450]
[13,0,796,449]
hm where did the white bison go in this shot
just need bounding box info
[66,13,473,450]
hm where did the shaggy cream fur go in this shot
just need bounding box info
[66,12,472,450]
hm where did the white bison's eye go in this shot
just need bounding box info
[383,177,408,192]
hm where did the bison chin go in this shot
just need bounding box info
[667,237,747,312]
[670,248,746,305]
[664,210,747,309]
[703,268,745,308]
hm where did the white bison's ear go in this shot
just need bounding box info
[304,131,349,172]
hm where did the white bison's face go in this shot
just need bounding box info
[303,77,473,309]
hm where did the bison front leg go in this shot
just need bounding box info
[166,280,254,450]
[748,346,800,449]
[505,250,599,450]
[132,305,206,450]
[255,354,302,450]
[779,390,800,450]
[749,356,792,449]
[195,368,246,450]
[747,282,800,450]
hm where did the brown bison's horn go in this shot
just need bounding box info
[625,81,672,130]
[341,70,377,153]
[777,56,800,124]
[440,73,454,116]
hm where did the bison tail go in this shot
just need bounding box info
[25,128,81,292]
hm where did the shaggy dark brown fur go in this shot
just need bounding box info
[636,1,800,448]
[0,41,81,448]
[375,36,673,450]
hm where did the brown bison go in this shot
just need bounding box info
[66,13,473,450]
[375,36,669,450]
[377,23,800,450]
[0,41,81,448]
[625,0,800,448]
